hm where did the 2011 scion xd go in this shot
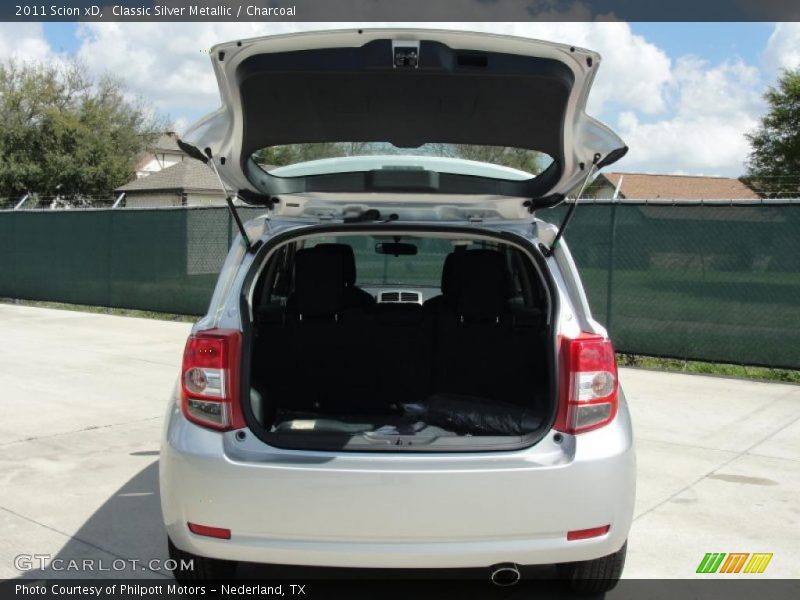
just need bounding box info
[160,29,636,593]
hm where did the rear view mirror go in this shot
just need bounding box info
[375,242,418,256]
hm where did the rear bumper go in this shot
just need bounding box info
[160,394,635,569]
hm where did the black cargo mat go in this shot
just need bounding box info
[271,393,542,437]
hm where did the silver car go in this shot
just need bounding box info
[160,29,635,593]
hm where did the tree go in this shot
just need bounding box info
[255,142,340,167]
[0,60,164,202]
[745,68,800,198]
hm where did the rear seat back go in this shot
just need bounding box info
[433,249,538,407]
[255,243,547,421]
[454,250,512,322]
[280,248,374,414]
[370,303,432,409]
[290,247,345,319]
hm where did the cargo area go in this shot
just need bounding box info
[244,231,556,451]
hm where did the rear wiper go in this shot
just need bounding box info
[539,153,600,257]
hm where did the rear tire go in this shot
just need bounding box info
[167,537,238,583]
[557,541,626,594]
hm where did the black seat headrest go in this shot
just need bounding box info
[454,249,511,318]
[440,250,466,299]
[314,243,357,286]
[293,248,344,317]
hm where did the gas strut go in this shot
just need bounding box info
[176,139,257,253]
[540,153,601,257]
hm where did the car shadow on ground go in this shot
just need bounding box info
[14,460,599,599]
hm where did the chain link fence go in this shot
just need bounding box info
[0,195,119,210]
[1,201,798,369]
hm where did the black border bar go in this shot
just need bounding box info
[3,578,800,600]
[5,0,800,22]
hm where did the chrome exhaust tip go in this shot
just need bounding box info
[490,563,521,586]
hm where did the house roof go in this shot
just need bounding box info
[600,172,760,200]
[151,131,183,154]
[117,160,221,195]
[134,132,186,171]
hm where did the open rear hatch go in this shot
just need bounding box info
[174,29,626,451]
[179,28,626,208]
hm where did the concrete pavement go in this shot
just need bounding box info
[0,304,798,580]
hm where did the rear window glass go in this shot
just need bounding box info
[304,235,502,287]
[252,142,553,179]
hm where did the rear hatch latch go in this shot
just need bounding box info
[393,41,420,69]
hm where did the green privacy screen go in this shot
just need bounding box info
[538,201,800,370]
[0,202,798,369]
[0,207,264,316]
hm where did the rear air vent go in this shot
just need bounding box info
[379,291,422,304]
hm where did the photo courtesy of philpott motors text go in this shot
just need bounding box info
[12,583,302,596]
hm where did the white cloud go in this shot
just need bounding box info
[0,21,774,175]
[762,22,800,74]
[74,22,345,116]
[502,22,672,115]
[170,116,190,135]
[0,23,54,63]
[613,58,763,176]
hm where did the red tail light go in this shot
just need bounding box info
[180,329,244,431]
[554,333,619,434]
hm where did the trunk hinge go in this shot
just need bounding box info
[540,153,601,258]
[177,139,259,253]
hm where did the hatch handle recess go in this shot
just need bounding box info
[177,139,257,253]
[540,154,601,257]
[392,40,420,69]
